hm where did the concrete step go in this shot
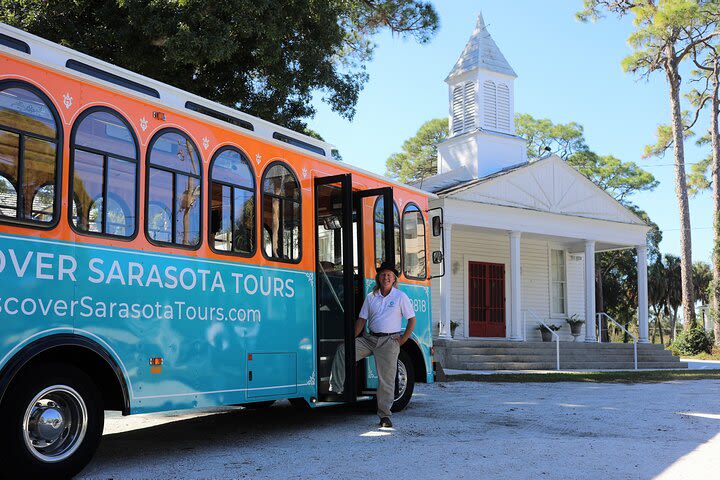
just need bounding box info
[435,345,672,353]
[446,353,679,363]
[433,338,684,371]
[451,361,688,371]
[441,347,674,357]
[435,340,668,350]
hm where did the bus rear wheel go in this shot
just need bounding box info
[0,363,104,479]
[391,349,415,412]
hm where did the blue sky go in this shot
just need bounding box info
[307,1,715,263]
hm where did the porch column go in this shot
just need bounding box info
[584,240,597,342]
[637,244,650,343]
[509,231,523,341]
[439,223,453,338]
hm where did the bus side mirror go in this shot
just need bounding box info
[432,251,443,264]
[432,216,442,237]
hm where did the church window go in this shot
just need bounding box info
[550,249,567,316]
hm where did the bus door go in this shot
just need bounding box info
[352,187,394,394]
[314,174,356,402]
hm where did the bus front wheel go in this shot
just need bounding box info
[391,349,415,412]
[0,363,104,479]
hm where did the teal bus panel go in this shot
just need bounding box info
[247,353,298,398]
[0,234,317,414]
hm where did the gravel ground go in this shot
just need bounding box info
[79,380,720,480]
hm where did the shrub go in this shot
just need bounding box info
[537,324,561,332]
[669,328,713,356]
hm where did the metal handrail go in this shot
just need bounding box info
[523,310,560,371]
[596,312,637,370]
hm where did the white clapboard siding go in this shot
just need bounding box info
[520,239,550,340]
[429,227,587,340]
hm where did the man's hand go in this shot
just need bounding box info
[394,335,408,346]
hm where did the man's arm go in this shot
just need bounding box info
[396,316,416,346]
[355,317,367,337]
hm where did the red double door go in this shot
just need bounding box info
[468,261,506,337]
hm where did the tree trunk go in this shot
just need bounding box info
[659,313,665,345]
[711,57,720,347]
[666,53,696,330]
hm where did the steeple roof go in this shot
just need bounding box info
[446,13,517,81]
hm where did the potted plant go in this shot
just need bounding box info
[537,323,561,342]
[566,314,585,336]
[450,321,460,338]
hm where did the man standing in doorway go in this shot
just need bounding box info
[330,262,416,428]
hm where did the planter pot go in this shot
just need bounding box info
[540,329,553,342]
[569,323,583,336]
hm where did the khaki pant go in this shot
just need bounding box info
[329,333,400,418]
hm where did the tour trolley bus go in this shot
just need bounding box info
[0,24,441,477]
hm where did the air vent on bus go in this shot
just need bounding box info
[272,132,326,156]
[185,101,254,131]
[65,59,160,98]
[0,33,30,54]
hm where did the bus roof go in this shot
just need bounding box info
[0,23,436,200]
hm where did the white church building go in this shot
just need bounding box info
[421,14,656,355]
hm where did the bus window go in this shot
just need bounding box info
[261,162,300,262]
[71,109,138,237]
[0,84,60,225]
[373,197,401,270]
[146,130,201,247]
[210,147,255,255]
[402,203,426,279]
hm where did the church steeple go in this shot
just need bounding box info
[447,12,517,81]
[436,13,527,179]
[445,13,518,138]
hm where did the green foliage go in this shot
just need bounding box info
[669,327,713,355]
[568,151,658,202]
[0,0,438,130]
[693,261,712,304]
[515,113,586,160]
[385,118,448,183]
[643,119,695,159]
[516,114,658,203]
[537,324,562,331]
[566,315,585,327]
[688,156,712,194]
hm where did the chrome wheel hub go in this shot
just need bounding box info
[23,385,88,463]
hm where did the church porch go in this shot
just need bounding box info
[431,197,651,345]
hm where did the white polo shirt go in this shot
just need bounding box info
[359,287,416,334]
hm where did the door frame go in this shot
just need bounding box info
[314,174,356,402]
[463,256,509,338]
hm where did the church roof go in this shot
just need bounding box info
[425,155,647,226]
[446,12,517,81]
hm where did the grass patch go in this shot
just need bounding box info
[443,370,720,383]
[681,352,720,361]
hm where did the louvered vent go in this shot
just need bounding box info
[483,80,497,129]
[463,82,477,130]
[452,85,464,135]
[497,83,511,131]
